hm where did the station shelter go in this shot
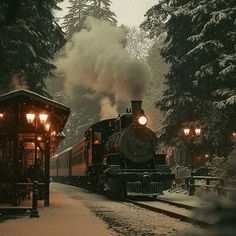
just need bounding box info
[0,89,70,206]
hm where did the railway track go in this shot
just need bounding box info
[126,198,209,227]
[57,182,209,226]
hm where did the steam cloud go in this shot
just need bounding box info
[55,18,151,102]
[99,97,118,120]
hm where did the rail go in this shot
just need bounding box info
[185,176,236,197]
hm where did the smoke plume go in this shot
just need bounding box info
[55,17,151,102]
[99,97,118,120]
[10,70,29,90]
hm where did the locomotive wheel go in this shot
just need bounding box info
[106,178,126,201]
[117,184,126,201]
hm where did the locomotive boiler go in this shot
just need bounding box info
[50,100,175,199]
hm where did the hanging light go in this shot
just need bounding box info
[194,128,201,136]
[26,113,35,124]
[183,127,190,136]
[39,113,48,125]
[45,123,51,132]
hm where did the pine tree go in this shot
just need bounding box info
[87,0,117,24]
[141,0,236,155]
[62,0,89,39]
[62,0,117,40]
[0,0,65,97]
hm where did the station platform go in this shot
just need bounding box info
[0,183,114,236]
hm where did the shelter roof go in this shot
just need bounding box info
[0,89,69,112]
[0,89,70,134]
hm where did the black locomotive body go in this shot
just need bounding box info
[50,101,174,198]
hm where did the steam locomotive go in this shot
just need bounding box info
[50,101,174,199]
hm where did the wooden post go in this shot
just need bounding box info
[185,177,189,190]
[206,178,210,191]
[44,138,50,207]
[217,178,226,197]
[188,175,195,196]
[12,135,19,206]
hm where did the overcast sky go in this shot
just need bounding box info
[57,0,157,27]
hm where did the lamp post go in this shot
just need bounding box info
[183,126,202,173]
[26,112,52,206]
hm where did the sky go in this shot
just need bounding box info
[110,0,157,27]
[57,0,157,27]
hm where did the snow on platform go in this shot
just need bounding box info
[0,183,115,236]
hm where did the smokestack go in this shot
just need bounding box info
[131,100,142,122]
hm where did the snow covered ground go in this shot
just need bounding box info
[160,189,205,208]
[0,183,199,236]
[0,183,115,236]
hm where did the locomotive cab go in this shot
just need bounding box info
[115,113,132,130]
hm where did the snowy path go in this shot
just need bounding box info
[0,183,115,236]
[0,183,200,236]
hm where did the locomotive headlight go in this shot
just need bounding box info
[138,115,148,126]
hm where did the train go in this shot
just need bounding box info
[50,100,175,199]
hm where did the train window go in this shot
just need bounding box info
[93,132,102,144]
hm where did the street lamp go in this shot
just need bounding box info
[26,112,50,163]
[26,113,49,126]
[183,126,202,172]
[232,131,236,138]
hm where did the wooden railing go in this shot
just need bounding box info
[185,176,236,197]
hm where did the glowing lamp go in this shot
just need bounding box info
[0,113,3,118]
[138,115,148,126]
[183,128,190,136]
[45,123,51,132]
[194,128,201,136]
[26,113,35,124]
[37,136,42,141]
[39,113,48,125]
[233,132,236,138]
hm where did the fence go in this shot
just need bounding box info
[185,176,236,197]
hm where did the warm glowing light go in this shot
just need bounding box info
[194,128,201,136]
[39,113,48,124]
[233,132,236,138]
[0,113,3,118]
[51,131,56,136]
[94,139,100,144]
[45,123,50,132]
[37,136,42,141]
[26,113,35,124]
[183,128,190,136]
[138,115,148,126]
